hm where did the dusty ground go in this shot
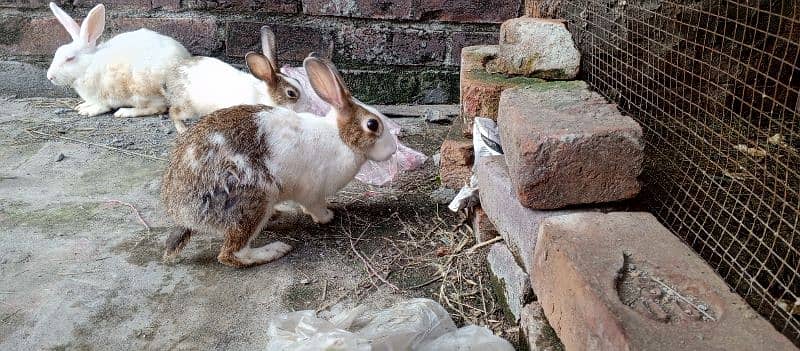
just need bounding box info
[0,97,510,350]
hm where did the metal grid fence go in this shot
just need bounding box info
[545,0,799,344]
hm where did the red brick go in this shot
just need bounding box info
[225,21,334,60]
[0,16,219,57]
[301,0,521,23]
[73,0,180,10]
[476,155,584,273]
[498,84,643,209]
[0,0,62,8]
[110,18,219,56]
[186,0,299,13]
[449,32,499,66]
[488,17,580,79]
[459,45,544,136]
[340,26,448,66]
[0,17,68,56]
[439,139,473,189]
[471,207,498,243]
[532,212,796,351]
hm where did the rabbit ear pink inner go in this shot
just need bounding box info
[260,26,277,68]
[245,52,278,85]
[79,4,105,46]
[304,57,351,111]
[49,2,80,41]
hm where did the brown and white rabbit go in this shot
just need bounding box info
[160,57,397,268]
[46,3,190,117]
[165,26,302,133]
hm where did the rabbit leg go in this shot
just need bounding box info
[300,201,334,224]
[163,227,193,262]
[75,101,111,116]
[114,105,167,118]
[168,105,192,134]
[217,204,292,268]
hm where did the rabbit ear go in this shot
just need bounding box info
[49,2,80,41]
[260,26,277,68]
[245,51,278,85]
[79,4,105,46]
[304,57,352,111]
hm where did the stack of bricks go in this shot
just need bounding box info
[0,0,524,104]
[451,9,798,351]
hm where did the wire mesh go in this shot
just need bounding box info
[543,0,799,344]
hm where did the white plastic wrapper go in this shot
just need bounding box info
[282,66,427,186]
[448,118,503,212]
[266,298,514,351]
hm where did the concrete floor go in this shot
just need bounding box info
[0,96,465,350]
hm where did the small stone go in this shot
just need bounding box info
[424,109,452,125]
[55,153,65,162]
[432,153,441,167]
[698,304,708,311]
[300,278,310,285]
[54,108,71,115]
[430,187,457,205]
[650,288,661,296]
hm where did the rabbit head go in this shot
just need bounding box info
[304,57,397,162]
[46,2,106,87]
[244,26,302,110]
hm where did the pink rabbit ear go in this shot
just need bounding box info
[79,4,105,47]
[50,2,80,41]
[303,57,352,112]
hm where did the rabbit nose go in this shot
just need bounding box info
[46,73,54,81]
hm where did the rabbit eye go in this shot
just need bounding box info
[366,119,379,132]
[65,56,76,63]
[286,89,298,99]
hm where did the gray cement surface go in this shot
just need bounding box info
[0,97,463,350]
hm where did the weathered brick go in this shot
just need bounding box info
[524,0,561,18]
[471,207,498,243]
[487,243,532,323]
[186,0,299,13]
[339,26,448,66]
[439,139,473,189]
[520,302,564,351]
[498,84,643,209]
[486,17,580,79]
[449,32,499,66]
[476,155,584,273]
[533,212,796,351]
[110,18,220,56]
[0,0,64,8]
[0,17,67,56]
[459,46,544,136]
[302,0,521,23]
[73,0,180,10]
[225,21,333,61]
[0,16,218,57]
[342,68,458,104]
[301,0,417,20]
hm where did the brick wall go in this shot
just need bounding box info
[0,1,523,104]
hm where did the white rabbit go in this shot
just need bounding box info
[46,2,190,118]
[160,57,397,267]
[164,26,302,133]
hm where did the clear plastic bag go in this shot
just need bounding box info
[265,298,514,351]
[282,66,427,186]
[449,118,504,212]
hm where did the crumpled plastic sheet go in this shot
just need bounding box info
[448,117,504,212]
[266,298,514,351]
[282,66,428,186]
